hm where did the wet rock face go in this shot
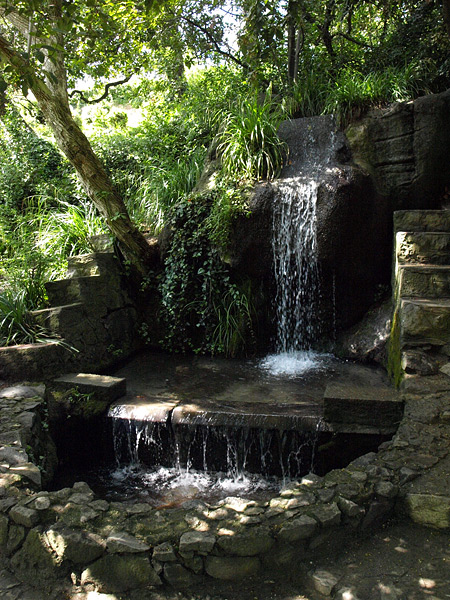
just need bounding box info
[335,299,392,364]
[346,89,450,209]
[227,92,450,341]
[228,116,392,337]
[314,164,391,331]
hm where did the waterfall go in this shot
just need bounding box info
[272,177,320,352]
[107,413,321,504]
[261,119,337,376]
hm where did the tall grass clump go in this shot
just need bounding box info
[215,88,288,181]
[117,147,207,232]
[324,64,424,125]
[210,283,255,357]
[0,287,49,346]
[32,197,107,260]
[291,70,329,118]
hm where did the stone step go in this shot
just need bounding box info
[323,384,403,430]
[394,210,450,233]
[395,232,450,266]
[52,373,126,404]
[31,303,87,338]
[66,252,119,278]
[399,298,450,346]
[46,276,103,305]
[401,453,450,529]
[397,265,450,299]
[45,275,127,310]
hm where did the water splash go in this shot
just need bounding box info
[106,417,320,503]
[260,350,324,377]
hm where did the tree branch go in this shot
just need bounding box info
[178,13,250,70]
[0,32,49,99]
[68,75,133,104]
[334,31,374,48]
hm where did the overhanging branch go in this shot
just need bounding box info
[334,32,374,49]
[68,75,133,104]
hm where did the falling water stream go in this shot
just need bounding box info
[261,124,336,376]
[102,416,321,505]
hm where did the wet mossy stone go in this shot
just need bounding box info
[205,555,261,580]
[45,527,105,564]
[0,514,9,549]
[81,554,161,592]
[48,373,126,419]
[216,528,274,556]
[10,527,64,582]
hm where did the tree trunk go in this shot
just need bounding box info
[34,88,156,273]
[0,3,155,275]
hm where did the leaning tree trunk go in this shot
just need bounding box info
[32,87,156,274]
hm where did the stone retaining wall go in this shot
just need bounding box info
[0,380,449,596]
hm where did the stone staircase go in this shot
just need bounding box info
[389,210,450,384]
[30,251,140,374]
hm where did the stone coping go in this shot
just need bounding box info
[0,377,449,595]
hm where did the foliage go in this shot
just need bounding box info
[322,64,424,125]
[159,196,255,356]
[206,179,251,249]
[0,0,448,349]
[0,104,70,211]
[31,197,107,259]
[0,285,52,347]
[215,88,288,181]
[289,61,431,124]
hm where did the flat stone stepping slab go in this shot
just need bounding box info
[109,395,322,432]
[53,373,126,403]
[323,384,403,429]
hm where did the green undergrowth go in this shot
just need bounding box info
[1,55,446,351]
[158,195,256,357]
[215,87,288,181]
[292,62,433,125]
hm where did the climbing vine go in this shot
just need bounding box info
[159,195,255,356]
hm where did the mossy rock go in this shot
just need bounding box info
[47,388,110,420]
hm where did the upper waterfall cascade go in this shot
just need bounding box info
[261,120,338,376]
